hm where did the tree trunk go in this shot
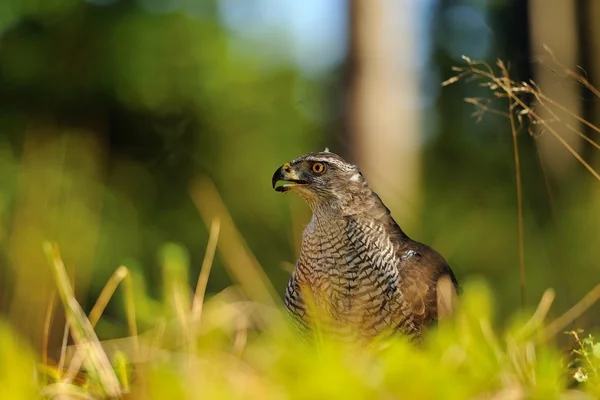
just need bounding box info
[529,0,582,179]
[348,0,423,227]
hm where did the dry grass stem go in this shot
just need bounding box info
[42,291,56,369]
[192,218,221,320]
[517,289,555,338]
[443,56,600,181]
[545,284,600,339]
[65,265,138,383]
[189,178,280,308]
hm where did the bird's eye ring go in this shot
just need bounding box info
[311,162,325,174]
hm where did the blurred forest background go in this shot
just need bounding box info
[0,0,599,354]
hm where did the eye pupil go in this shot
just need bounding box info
[312,162,324,173]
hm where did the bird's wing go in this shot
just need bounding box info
[371,203,459,327]
[395,242,458,327]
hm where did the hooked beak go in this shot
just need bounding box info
[272,163,309,192]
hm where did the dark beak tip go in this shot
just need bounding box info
[272,166,283,189]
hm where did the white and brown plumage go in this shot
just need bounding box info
[272,150,459,340]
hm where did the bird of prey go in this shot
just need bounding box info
[272,150,459,340]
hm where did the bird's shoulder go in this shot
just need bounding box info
[374,211,453,280]
[395,240,452,277]
[380,214,458,324]
[389,240,454,326]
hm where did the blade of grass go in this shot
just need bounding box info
[65,266,138,383]
[112,351,131,392]
[161,243,192,343]
[189,178,280,307]
[40,382,98,400]
[122,266,139,352]
[88,266,130,327]
[515,288,555,339]
[42,291,56,371]
[43,241,122,398]
[544,284,600,339]
[192,218,221,321]
[57,319,69,378]
[232,313,248,357]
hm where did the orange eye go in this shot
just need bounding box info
[311,162,325,174]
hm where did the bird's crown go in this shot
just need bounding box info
[289,151,358,173]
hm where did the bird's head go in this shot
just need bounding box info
[272,150,371,213]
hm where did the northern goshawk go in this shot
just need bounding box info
[272,150,459,340]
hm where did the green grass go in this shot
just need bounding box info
[1,212,599,399]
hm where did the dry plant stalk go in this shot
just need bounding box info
[443,55,600,308]
[442,55,600,180]
[443,57,528,306]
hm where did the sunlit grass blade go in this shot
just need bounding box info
[545,284,600,339]
[57,319,70,379]
[40,382,98,400]
[189,177,281,307]
[192,218,221,321]
[112,351,131,392]
[161,242,192,342]
[65,265,139,384]
[42,291,56,376]
[515,288,555,340]
[43,242,122,398]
